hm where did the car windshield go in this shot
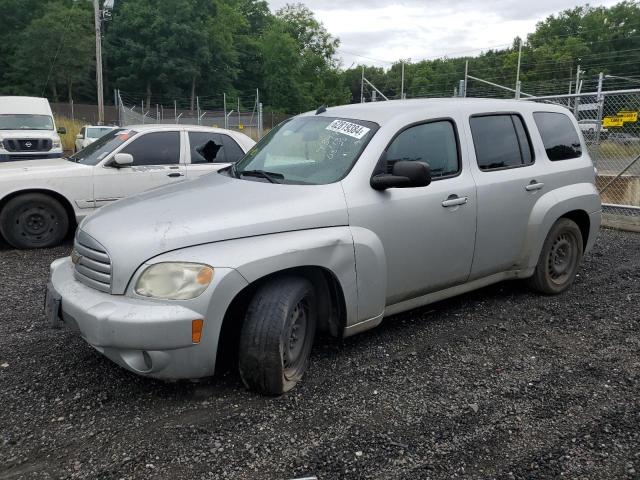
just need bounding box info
[86,127,114,138]
[233,116,378,185]
[69,128,138,165]
[0,114,54,130]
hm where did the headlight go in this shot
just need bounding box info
[135,262,214,300]
[52,136,61,148]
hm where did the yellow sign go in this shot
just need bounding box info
[238,123,244,130]
[212,124,219,128]
[603,116,624,128]
[617,111,638,123]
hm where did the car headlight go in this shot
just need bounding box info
[135,262,214,300]
[52,136,61,148]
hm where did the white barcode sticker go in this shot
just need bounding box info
[325,120,371,139]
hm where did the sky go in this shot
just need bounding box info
[268,0,621,68]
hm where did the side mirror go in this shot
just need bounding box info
[370,160,431,190]
[57,127,67,135]
[113,153,134,167]
[76,133,83,139]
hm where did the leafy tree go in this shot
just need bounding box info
[8,1,94,102]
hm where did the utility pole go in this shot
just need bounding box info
[93,0,104,125]
[360,66,365,103]
[401,61,405,100]
[515,40,523,99]
[463,60,469,98]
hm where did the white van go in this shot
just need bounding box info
[0,96,66,162]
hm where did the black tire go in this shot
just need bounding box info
[528,218,583,295]
[0,193,69,249]
[238,276,317,395]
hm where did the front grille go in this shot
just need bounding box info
[73,231,112,293]
[4,139,52,152]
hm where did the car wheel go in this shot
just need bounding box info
[528,218,583,295]
[0,193,69,249]
[238,275,317,395]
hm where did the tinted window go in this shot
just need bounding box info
[221,135,245,162]
[189,132,225,163]
[121,131,180,166]
[385,121,459,178]
[534,112,582,161]
[470,114,534,170]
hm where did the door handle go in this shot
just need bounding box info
[167,172,184,178]
[525,180,544,191]
[442,195,468,207]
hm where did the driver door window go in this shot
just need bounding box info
[120,131,180,165]
[384,121,460,179]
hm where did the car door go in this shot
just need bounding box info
[466,112,545,279]
[348,119,477,306]
[92,130,186,207]
[185,130,245,179]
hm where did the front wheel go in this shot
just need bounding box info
[528,218,583,295]
[0,193,69,249]
[238,276,317,395]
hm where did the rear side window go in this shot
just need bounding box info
[470,114,534,171]
[385,120,460,179]
[533,112,582,161]
[120,131,180,166]
[221,135,245,162]
[189,132,225,163]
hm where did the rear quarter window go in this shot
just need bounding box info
[533,112,582,161]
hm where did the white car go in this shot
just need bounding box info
[0,96,65,162]
[75,125,117,152]
[0,124,255,249]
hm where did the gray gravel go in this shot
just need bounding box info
[0,228,639,480]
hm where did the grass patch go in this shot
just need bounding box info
[54,116,83,152]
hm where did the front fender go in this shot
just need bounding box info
[525,182,601,270]
[143,227,359,329]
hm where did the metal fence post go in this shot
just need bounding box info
[258,102,263,139]
[593,72,605,167]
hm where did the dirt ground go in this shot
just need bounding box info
[0,228,639,480]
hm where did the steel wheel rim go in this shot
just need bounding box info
[283,298,310,379]
[547,231,578,285]
[17,206,56,241]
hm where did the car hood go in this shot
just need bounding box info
[80,173,350,293]
[0,158,88,176]
[0,130,57,140]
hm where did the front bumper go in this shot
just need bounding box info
[0,151,63,162]
[48,257,247,379]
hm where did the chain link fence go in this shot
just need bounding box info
[116,91,265,141]
[527,89,640,216]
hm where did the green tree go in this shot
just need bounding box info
[8,1,94,102]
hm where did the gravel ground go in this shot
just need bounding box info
[1,228,639,480]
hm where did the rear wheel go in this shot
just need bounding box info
[0,193,69,249]
[238,276,317,395]
[528,218,583,295]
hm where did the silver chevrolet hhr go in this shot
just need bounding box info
[46,99,601,395]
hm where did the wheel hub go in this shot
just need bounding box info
[283,301,308,370]
[19,208,53,236]
[547,233,576,283]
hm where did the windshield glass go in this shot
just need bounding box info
[86,127,115,138]
[0,114,54,130]
[69,128,137,165]
[233,116,378,185]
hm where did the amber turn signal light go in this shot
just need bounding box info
[192,319,204,344]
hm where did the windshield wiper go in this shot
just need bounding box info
[239,169,285,184]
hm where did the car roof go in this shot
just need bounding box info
[305,98,574,125]
[83,125,117,128]
[0,96,52,116]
